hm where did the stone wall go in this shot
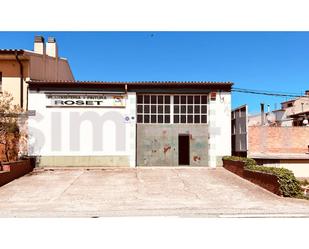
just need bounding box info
[136,124,208,166]
[248,126,309,154]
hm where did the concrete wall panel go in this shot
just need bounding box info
[137,124,208,166]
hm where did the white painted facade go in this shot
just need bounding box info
[28,85,231,168]
[208,91,231,167]
[28,90,136,167]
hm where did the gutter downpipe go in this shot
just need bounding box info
[15,51,24,109]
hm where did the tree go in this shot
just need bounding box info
[0,92,25,162]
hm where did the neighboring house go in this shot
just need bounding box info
[232,101,309,178]
[248,91,309,127]
[0,36,74,110]
[231,105,248,157]
[27,81,232,168]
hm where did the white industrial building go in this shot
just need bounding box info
[27,81,232,167]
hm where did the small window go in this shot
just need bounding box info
[164,115,170,123]
[164,96,170,104]
[151,95,157,104]
[232,124,236,134]
[137,105,143,113]
[137,115,143,123]
[151,105,156,113]
[137,95,143,104]
[144,95,150,104]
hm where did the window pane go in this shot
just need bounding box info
[201,96,207,104]
[194,105,200,113]
[165,96,170,104]
[165,115,170,123]
[137,115,143,123]
[188,96,193,104]
[174,96,179,104]
[201,105,207,113]
[144,95,150,104]
[144,105,150,113]
[137,95,143,104]
[158,115,163,123]
[201,115,207,123]
[181,96,186,104]
[158,95,163,104]
[151,115,157,123]
[151,95,157,104]
[144,115,150,123]
[174,115,179,123]
[181,105,186,113]
[174,105,179,113]
[151,105,156,113]
[188,115,193,123]
[165,105,170,113]
[137,105,143,113]
[181,115,186,123]
[188,105,193,113]
[194,96,200,104]
[158,105,163,113]
[194,115,200,123]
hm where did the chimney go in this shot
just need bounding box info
[34,36,45,55]
[46,37,58,57]
[260,103,265,125]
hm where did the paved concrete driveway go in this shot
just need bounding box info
[0,167,309,217]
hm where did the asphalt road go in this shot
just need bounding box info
[0,167,309,217]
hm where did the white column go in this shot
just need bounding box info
[208,93,217,168]
[128,92,137,167]
[208,91,232,168]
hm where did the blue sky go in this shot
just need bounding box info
[1,31,309,113]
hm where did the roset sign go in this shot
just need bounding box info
[53,99,108,106]
[46,94,126,108]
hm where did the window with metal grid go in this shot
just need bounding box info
[137,95,171,124]
[173,95,207,124]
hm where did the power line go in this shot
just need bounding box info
[232,87,307,98]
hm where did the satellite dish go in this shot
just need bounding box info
[303,119,308,125]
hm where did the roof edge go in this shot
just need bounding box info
[27,80,233,85]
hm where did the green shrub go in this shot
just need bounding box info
[222,156,304,198]
[299,179,309,186]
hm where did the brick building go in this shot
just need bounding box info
[232,104,309,178]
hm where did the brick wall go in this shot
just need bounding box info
[223,159,281,195]
[248,126,309,154]
[0,159,35,187]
